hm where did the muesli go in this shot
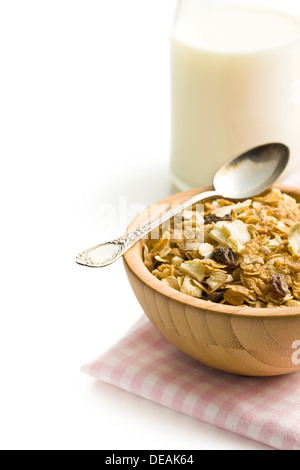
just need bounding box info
[143,188,300,308]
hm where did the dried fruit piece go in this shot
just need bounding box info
[269,274,289,298]
[207,291,224,303]
[204,214,232,225]
[212,247,236,267]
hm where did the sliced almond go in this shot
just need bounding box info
[212,200,251,218]
[162,276,180,291]
[179,259,206,283]
[198,243,214,257]
[288,222,300,256]
[180,275,203,298]
[209,220,251,254]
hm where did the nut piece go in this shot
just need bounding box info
[209,220,251,254]
[212,199,251,218]
[161,276,181,291]
[269,274,289,299]
[288,222,300,256]
[198,243,215,257]
[179,259,206,283]
[206,270,233,290]
[212,247,236,267]
[254,188,283,203]
[180,275,203,298]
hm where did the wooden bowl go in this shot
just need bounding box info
[123,185,300,377]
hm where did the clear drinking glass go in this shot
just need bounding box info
[170,0,300,190]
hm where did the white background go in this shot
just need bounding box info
[0,0,273,450]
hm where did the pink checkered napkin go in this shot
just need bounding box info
[82,315,300,451]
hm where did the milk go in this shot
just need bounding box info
[170,5,300,190]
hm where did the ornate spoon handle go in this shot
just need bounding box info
[75,190,218,268]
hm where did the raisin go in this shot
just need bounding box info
[269,274,289,298]
[207,291,224,303]
[212,247,236,267]
[204,213,232,225]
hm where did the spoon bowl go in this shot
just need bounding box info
[214,143,289,199]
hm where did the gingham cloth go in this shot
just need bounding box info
[82,316,300,451]
[82,172,300,451]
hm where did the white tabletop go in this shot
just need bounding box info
[0,0,271,450]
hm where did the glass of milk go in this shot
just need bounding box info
[170,0,300,190]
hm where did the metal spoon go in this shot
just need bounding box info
[76,143,289,268]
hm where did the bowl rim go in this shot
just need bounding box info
[123,184,300,319]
